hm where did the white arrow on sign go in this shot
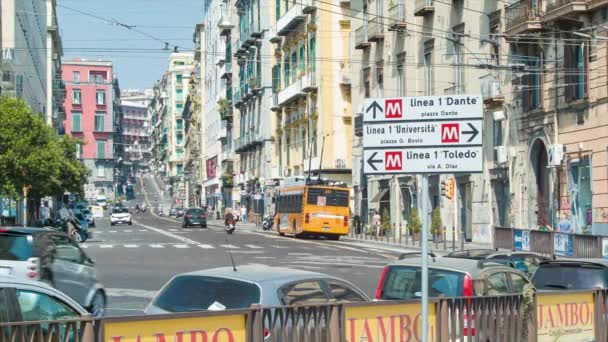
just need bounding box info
[363,94,483,122]
[364,146,483,174]
[363,120,482,148]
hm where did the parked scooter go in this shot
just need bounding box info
[43,212,88,243]
[262,215,274,231]
[225,218,236,234]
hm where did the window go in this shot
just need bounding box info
[50,235,83,264]
[72,89,81,105]
[424,51,433,96]
[176,133,183,145]
[176,148,184,159]
[276,193,303,213]
[276,0,280,17]
[96,164,105,178]
[299,43,305,74]
[452,24,465,94]
[176,74,182,83]
[301,128,306,161]
[309,37,316,73]
[280,281,328,305]
[485,273,509,295]
[510,273,528,293]
[307,187,349,207]
[96,141,106,159]
[397,62,405,96]
[176,164,183,176]
[291,51,297,81]
[565,41,587,101]
[96,90,106,105]
[76,144,83,159]
[284,55,290,86]
[16,290,79,322]
[176,103,183,114]
[94,112,105,132]
[73,71,80,83]
[95,74,103,84]
[176,119,183,130]
[71,112,82,132]
[379,266,464,300]
[376,64,384,97]
[327,281,366,302]
[173,61,185,66]
[176,89,183,101]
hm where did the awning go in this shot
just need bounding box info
[370,188,389,203]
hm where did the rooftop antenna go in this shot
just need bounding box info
[225,238,237,272]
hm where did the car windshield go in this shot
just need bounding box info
[152,275,261,312]
[532,264,608,290]
[82,209,91,215]
[187,209,202,215]
[380,266,464,300]
[0,234,34,261]
[113,208,129,214]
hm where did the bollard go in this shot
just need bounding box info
[392,223,396,244]
[461,230,465,251]
[399,223,402,245]
[443,226,447,250]
[452,226,456,251]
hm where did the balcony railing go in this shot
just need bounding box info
[302,72,317,92]
[354,26,370,50]
[388,4,407,31]
[367,17,384,42]
[505,0,542,32]
[339,62,351,86]
[278,79,306,106]
[545,0,588,20]
[277,3,306,36]
[414,0,435,16]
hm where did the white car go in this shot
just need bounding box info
[110,207,132,226]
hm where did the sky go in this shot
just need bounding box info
[57,0,203,90]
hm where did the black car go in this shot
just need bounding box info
[182,208,207,228]
[442,249,551,277]
[532,259,608,291]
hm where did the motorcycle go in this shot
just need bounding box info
[141,204,147,213]
[225,219,236,234]
[44,215,88,243]
[262,215,274,231]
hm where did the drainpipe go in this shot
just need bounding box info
[553,34,560,229]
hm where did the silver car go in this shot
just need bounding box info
[0,275,88,321]
[0,227,106,316]
[145,265,370,314]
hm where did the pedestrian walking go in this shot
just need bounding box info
[557,212,573,233]
[372,211,381,239]
[241,206,248,224]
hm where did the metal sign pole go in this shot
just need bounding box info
[421,174,429,341]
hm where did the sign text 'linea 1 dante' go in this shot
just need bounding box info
[364,94,483,122]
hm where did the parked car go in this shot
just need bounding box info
[0,227,106,316]
[377,253,532,300]
[144,265,369,314]
[169,207,178,217]
[182,208,207,228]
[81,208,95,228]
[442,249,551,277]
[95,196,108,210]
[532,259,608,291]
[0,275,89,322]
[110,207,132,226]
[176,207,186,218]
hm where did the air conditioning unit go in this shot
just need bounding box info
[548,144,564,167]
[495,146,509,164]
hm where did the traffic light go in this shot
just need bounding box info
[441,180,446,197]
[445,179,455,200]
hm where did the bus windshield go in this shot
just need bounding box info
[306,187,349,207]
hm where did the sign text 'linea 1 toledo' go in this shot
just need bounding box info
[363,94,483,122]
[364,147,483,174]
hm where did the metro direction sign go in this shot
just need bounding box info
[363,120,481,148]
[364,147,483,174]
[362,94,484,174]
[364,95,483,122]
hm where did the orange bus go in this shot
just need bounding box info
[274,179,350,240]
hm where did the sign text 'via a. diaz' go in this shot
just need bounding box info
[362,94,484,175]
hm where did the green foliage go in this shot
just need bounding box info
[381,208,391,233]
[408,207,421,234]
[0,96,90,199]
[431,207,443,235]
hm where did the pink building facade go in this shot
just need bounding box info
[62,59,118,201]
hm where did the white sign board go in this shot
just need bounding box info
[363,120,481,148]
[363,146,483,174]
[363,95,483,123]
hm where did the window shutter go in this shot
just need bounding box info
[564,44,574,102]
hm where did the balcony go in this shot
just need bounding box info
[302,0,317,13]
[217,14,234,36]
[388,4,407,31]
[414,0,435,16]
[589,0,608,10]
[221,150,234,162]
[367,17,384,42]
[481,76,504,106]
[218,121,229,141]
[271,93,281,112]
[302,72,318,92]
[354,26,370,50]
[221,61,232,79]
[544,0,587,22]
[277,4,306,36]
[278,79,306,106]
[339,63,351,87]
[234,87,243,107]
[505,0,542,35]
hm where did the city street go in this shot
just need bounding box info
[84,176,400,316]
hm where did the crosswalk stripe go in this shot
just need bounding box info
[80,245,89,248]
[221,244,239,249]
[173,244,189,249]
[124,230,133,233]
[109,230,117,233]
[124,244,138,248]
[150,244,164,248]
[197,244,215,249]
[245,244,262,249]
[168,229,178,232]
[139,229,148,232]
[100,245,113,248]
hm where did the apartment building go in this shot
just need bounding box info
[62,59,120,202]
[271,1,354,197]
[150,76,169,181]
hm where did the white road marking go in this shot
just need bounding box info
[124,244,139,248]
[245,244,262,249]
[106,288,157,299]
[124,230,133,233]
[173,244,189,249]
[221,244,239,249]
[169,229,178,232]
[139,229,148,232]
[80,245,89,248]
[133,220,203,245]
[197,244,215,249]
[150,244,164,248]
[100,245,114,248]
[109,230,117,233]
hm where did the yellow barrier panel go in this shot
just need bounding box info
[104,313,247,342]
[537,291,595,342]
[344,302,437,342]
